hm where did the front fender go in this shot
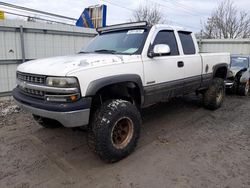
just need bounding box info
[240,71,250,83]
[85,74,144,103]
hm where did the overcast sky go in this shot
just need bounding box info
[2,0,250,32]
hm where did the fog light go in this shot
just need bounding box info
[46,94,80,102]
[46,96,67,102]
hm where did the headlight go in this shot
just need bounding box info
[228,70,234,78]
[46,77,79,88]
[45,77,80,102]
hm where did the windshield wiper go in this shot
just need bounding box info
[94,49,117,54]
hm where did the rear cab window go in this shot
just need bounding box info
[152,30,179,56]
[178,31,196,55]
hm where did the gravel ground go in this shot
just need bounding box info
[0,95,249,188]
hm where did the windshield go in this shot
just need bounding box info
[231,57,249,68]
[80,29,148,55]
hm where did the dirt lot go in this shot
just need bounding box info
[0,94,249,188]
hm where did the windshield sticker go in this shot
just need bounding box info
[127,30,144,35]
[123,48,138,53]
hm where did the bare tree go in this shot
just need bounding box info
[131,3,166,25]
[203,0,250,39]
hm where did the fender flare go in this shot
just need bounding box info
[85,74,144,104]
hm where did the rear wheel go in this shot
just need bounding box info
[88,99,141,163]
[33,115,61,128]
[238,80,249,96]
[203,78,225,110]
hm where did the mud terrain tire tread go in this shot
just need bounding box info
[238,81,249,96]
[203,78,225,110]
[87,99,141,163]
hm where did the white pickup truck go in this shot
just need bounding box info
[13,22,230,162]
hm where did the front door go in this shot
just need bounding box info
[142,30,185,105]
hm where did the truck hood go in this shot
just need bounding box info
[229,67,246,77]
[17,53,138,76]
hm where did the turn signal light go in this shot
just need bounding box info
[70,95,78,102]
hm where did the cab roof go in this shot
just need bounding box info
[96,21,192,34]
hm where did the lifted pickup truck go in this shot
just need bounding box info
[13,22,230,162]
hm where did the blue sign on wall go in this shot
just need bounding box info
[76,5,107,28]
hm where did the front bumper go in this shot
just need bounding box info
[13,88,91,127]
[225,80,234,88]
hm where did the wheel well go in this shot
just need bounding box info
[91,82,141,110]
[214,66,228,79]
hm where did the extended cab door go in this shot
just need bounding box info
[177,31,202,94]
[142,30,185,105]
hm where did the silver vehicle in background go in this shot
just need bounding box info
[226,55,250,96]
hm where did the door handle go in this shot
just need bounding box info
[177,61,184,68]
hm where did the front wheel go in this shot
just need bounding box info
[238,80,249,96]
[203,78,225,110]
[87,99,141,163]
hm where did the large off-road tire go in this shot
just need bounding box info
[88,99,141,163]
[33,115,61,129]
[203,78,225,110]
[238,80,249,96]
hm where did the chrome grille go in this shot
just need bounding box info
[17,72,46,98]
[19,87,45,98]
[17,72,45,85]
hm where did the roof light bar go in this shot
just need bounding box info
[97,21,148,33]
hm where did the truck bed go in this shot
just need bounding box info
[200,53,230,75]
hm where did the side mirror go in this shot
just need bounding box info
[148,44,171,58]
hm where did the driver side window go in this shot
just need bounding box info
[152,30,179,56]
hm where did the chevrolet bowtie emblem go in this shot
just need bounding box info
[19,81,27,89]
